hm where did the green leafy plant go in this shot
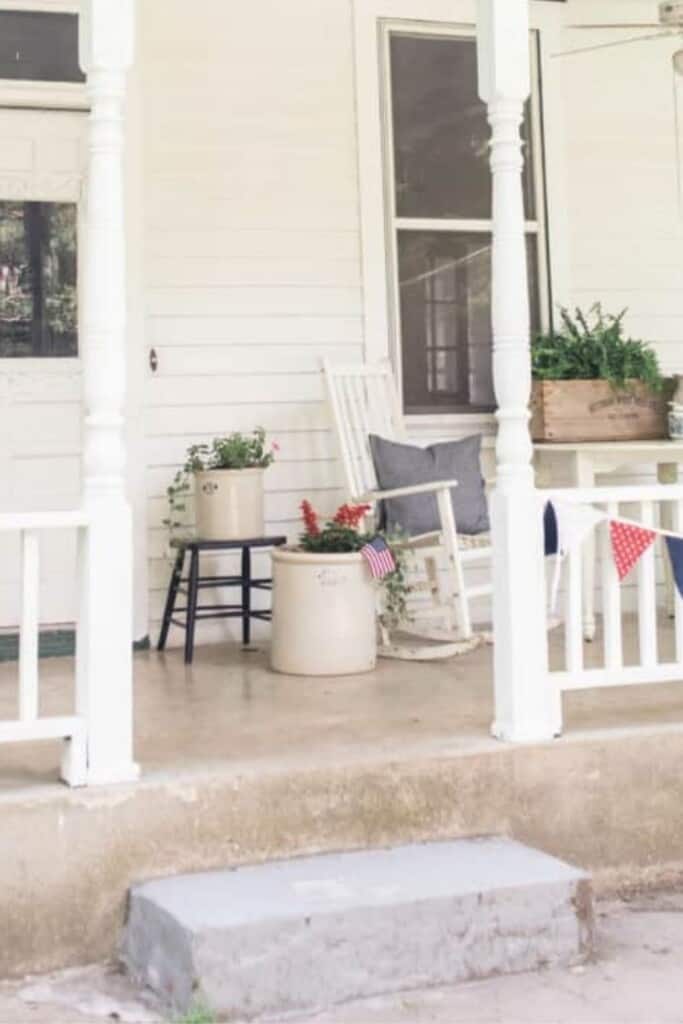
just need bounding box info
[380,536,413,629]
[164,428,277,544]
[299,500,413,628]
[299,500,371,553]
[185,428,277,472]
[531,304,664,392]
[45,284,77,335]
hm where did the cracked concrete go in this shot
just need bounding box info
[0,964,164,1024]
[3,891,683,1023]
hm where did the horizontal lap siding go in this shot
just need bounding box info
[141,0,360,646]
[562,26,683,372]
[0,367,81,628]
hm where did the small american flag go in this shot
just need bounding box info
[361,536,396,579]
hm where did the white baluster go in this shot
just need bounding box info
[77,0,138,784]
[477,0,559,740]
[19,530,39,722]
[601,503,623,670]
[565,543,583,675]
[637,500,658,668]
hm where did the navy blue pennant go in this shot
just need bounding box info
[665,535,683,600]
[544,500,559,557]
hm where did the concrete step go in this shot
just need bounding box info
[122,837,594,1021]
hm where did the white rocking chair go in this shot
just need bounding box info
[323,360,493,660]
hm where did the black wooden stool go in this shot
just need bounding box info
[157,536,287,664]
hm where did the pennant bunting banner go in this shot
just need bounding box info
[609,520,657,581]
[541,499,683,600]
[553,500,607,557]
[542,500,608,614]
[544,501,559,557]
[665,536,683,600]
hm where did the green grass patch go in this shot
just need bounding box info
[176,1007,214,1024]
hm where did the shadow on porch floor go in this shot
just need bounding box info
[2,615,683,791]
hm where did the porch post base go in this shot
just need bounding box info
[490,487,562,744]
[76,497,138,786]
[490,722,563,744]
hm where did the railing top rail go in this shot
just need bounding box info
[0,510,89,533]
[538,484,683,505]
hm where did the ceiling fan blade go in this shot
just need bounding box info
[673,64,683,220]
[552,31,677,58]
[566,23,663,29]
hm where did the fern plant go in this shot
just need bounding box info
[531,305,663,392]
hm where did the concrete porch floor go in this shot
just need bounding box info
[4,622,683,978]
[2,616,683,789]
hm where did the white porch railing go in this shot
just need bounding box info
[0,511,89,785]
[542,485,683,707]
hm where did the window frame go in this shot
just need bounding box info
[0,108,86,373]
[0,2,86,371]
[353,0,570,431]
[0,198,79,360]
[385,24,547,414]
[0,1,87,111]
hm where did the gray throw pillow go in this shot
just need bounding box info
[369,434,489,537]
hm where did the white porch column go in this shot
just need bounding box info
[76,0,138,783]
[477,0,560,741]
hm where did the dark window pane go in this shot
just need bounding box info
[398,230,539,413]
[0,12,84,83]
[0,201,78,358]
[390,34,536,220]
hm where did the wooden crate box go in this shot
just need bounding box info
[530,379,671,443]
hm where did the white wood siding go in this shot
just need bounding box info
[138,0,683,645]
[561,16,683,370]
[141,0,362,642]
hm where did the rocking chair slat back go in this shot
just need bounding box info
[323,360,406,502]
[324,359,493,656]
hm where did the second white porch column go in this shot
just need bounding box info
[77,0,138,784]
[477,0,560,741]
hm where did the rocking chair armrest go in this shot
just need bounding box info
[360,480,459,502]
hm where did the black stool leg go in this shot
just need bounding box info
[241,545,251,646]
[185,548,200,664]
[158,547,185,651]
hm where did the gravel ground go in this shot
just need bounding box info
[4,891,683,1023]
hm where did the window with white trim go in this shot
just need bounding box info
[383,28,547,414]
[0,11,83,82]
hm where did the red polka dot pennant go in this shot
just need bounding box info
[609,520,657,581]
